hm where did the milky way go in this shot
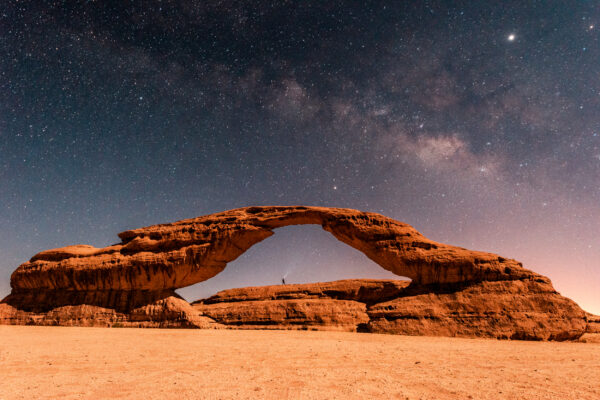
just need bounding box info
[1,1,599,312]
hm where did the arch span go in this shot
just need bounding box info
[11,206,541,293]
[176,223,401,302]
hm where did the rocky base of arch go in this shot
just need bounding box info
[193,278,589,340]
[0,289,219,329]
[0,278,593,340]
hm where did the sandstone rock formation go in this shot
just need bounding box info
[586,313,600,334]
[367,279,586,340]
[0,206,591,339]
[0,289,218,328]
[194,279,587,340]
[194,280,409,331]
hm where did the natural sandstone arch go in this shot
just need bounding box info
[1,206,591,339]
[176,223,401,301]
[11,206,541,293]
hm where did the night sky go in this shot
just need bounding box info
[1,1,599,313]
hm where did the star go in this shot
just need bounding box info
[507,33,516,42]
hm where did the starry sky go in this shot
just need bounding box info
[1,1,599,313]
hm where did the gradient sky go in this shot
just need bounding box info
[1,1,599,314]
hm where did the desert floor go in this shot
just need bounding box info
[0,326,599,400]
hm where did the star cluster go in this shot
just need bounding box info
[1,1,598,312]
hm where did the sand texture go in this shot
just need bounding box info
[0,326,598,400]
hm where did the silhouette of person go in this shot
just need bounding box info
[282,277,286,285]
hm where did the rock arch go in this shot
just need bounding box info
[10,206,538,292]
[0,206,590,339]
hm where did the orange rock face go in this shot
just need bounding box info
[11,206,539,291]
[197,299,369,331]
[198,279,411,304]
[193,279,587,340]
[586,313,600,334]
[0,289,218,328]
[367,280,586,340]
[0,206,591,339]
[194,280,409,332]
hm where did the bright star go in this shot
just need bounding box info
[507,33,516,42]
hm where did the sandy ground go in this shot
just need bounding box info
[0,326,599,400]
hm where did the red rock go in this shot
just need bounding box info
[0,290,219,328]
[10,206,539,292]
[196,299,369,331]
[366,280,587,340]
[193,280,408,332]
[191,279,588,340]
[0,206,590,338]
[198,279,410,304]
[586,313,600,334]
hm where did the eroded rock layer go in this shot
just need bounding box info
[586,313,600,334]
[193,279,588,340]
[194,280,408,331]
[199,279,411,305]
[0,206,590,337]
[0,290,219,328]
[10,206,540,291]
[366,280,587,340]
[196,299,369,331]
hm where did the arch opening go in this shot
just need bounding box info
[176,224,409,303]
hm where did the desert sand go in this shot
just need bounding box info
[0,326,598,400]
